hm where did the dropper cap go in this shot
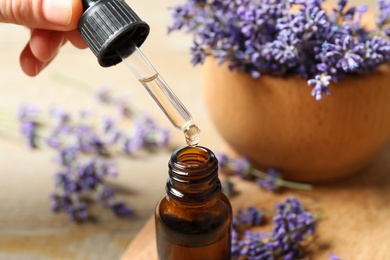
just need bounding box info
[78,0,150,67]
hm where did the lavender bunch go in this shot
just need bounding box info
[169,0,390,100]
[232,197,317,259]
[18,87,171,222]
[50,157,133,221]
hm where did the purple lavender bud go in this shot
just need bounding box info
[109,201,133,216]
[316,63,328,72]
[271,196,316,255]
[123,137,142,154]
[103,117,115,133]
[256,168,281,192]
[98,186,115,201]
[377,0,390,28]
[77,203,89,220]
[49,106,70,126]
[99,160,118,177]
[228,157,251,178]
[329,253,343,260]
[237,206,263,226]
[51,201,61,212]
[18,105,41,148]
[216,153,229,169]
[114,96,134,118]
[67,207,77,221]
[95,85,112,104]
[222,177,235,198]
[191,41,207,65]
[308,73,332,100]
[20,121,39,148]
[58,147,77,167]
[50,193,62,212]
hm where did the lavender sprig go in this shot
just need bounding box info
[217,153,312,192]
[232,197,317,259]
[169,0,390,100]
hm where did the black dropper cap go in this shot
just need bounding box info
[78,0,150,67]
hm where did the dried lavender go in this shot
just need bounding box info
[232,197,317,259]
[222,177,235,198]
[18,105,41,149]
[169,0,390,100]
[236,206,263,226]
[217,153,312,192]
[18,86,171,222]
[255,169,280,192]
[329,253,344,260]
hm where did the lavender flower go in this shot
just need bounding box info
[325,35,364,72]
[307,73,332,100]
[18,105,40,148]
[108,201,133,216]
[114,96,135,118]
[377,0,390,32]
[50,150,133,221]
[95,85,112,104]
[19,86,171,222]
[329,253,343,260]
[20,121,39,149]
[49,106,70,127]
[216,152,229,169]
[169,0,390,100]
[220,156,252,178]
[236,206,263,226]
[231,197,317,259]
[123,116,170,153]
[221,177,235,198]
[256,168,280,192]
[270,197,316,256]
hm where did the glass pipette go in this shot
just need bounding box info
[78,0,199,146]
[116,42,201,147]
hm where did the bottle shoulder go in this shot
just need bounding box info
[156,193,232,222]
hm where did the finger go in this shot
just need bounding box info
[0,0,83,31]
[20,43,49,76]
[65,29,88,49]
[29,29,65,62]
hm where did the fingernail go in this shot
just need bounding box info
[43,0,72,26]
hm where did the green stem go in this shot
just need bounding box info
[0,125,20,139]
[251,168,313,191]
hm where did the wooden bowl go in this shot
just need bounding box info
[202,58,390,183]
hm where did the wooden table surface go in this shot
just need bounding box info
[0,1,385,260]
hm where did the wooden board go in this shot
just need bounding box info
[122,144,390,260]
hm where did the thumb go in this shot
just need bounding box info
[0,0,83,31]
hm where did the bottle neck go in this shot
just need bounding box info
[166,146,221,205]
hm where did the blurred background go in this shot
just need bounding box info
[0,0,379,259]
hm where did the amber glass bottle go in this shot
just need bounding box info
[155,146,232,260]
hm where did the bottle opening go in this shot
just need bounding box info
[167,146,220,202]
[175,146,210,166]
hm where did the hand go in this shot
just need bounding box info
[0,0,88,76]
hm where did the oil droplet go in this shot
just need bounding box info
[184,124,201,147]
